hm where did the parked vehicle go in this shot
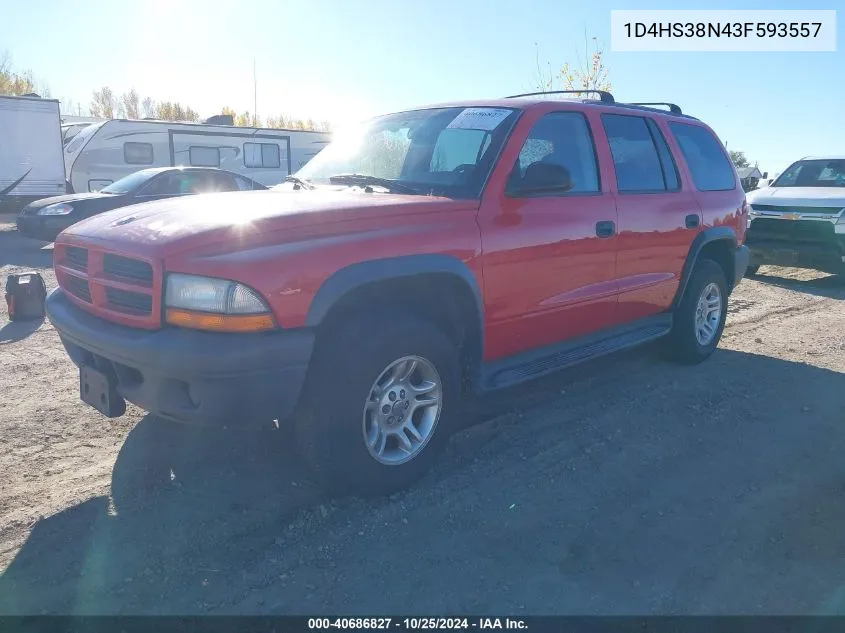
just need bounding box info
[46,91,749,496]
[745,156,845,276]
[62,118,330,194]
[0,95,66,214]
[16,166,266,241]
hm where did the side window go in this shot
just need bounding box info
[124,142,153,165]
[176,172,215,194]
[244,142,281,168]
[510,112,600,194]
[646,119,680,191]
[189,146,220,168]
[234,175,258,190]
[429,129,490,172]
[137,174,179,196]
[668,122,736,191]
[208,172,238,191]
[601,114,666,192]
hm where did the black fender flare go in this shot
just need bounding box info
[306,254,484,330]
[672,226,738,309]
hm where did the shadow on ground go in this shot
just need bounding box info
[751,269,845,300]
[0,316,45,343]
[0,229,53,269]
[3,348,845,614]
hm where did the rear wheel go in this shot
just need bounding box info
[666,259,728,365]
[295,312,460,497]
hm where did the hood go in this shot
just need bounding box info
[58,189,477,257]
[21,192,123,215]
[747,186,845,209]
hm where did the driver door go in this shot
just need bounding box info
[478,110,620,360]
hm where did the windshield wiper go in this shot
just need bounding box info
[328,173,419,195]
[284,175,315,190]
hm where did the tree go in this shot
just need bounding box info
[534,35,611,94]
[729,150,750,168]
[0,51,42,96]
[142,96,155,118]
[90,86,118,118]
[235,111,262,127]
[121,89,140,119]
[154,101,200,122]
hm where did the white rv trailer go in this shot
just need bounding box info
[61,116,107,146]
[63,118,331,193]
[0,95,67,213]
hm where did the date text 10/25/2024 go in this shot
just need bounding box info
[307,618,527,630]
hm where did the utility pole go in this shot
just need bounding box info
[253,58,257,127]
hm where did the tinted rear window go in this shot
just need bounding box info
[669,123,736,191]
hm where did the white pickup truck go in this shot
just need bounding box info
[745,156,845,276]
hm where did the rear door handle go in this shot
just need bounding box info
[596,220,616,238]
[685,213,700,228]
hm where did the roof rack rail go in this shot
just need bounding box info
[629,102,682,114]
[505,90,615,104]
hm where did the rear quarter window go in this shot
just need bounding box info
[668,122,736,191]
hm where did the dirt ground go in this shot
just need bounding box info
[1,219,844,615]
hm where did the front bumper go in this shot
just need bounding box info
[16,214,73,241]
[747,235,845,274]
[46,289,314,425]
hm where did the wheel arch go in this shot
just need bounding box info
[306,254,485,392]
[672,227,738,309]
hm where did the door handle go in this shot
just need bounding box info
[685,214,700,228]
[596,220,616,238]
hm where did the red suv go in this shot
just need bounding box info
[46,91,750,496]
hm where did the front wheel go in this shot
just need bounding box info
[666,259,728,365]
[295,313,460,497]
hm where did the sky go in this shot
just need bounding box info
[1,0,841,176]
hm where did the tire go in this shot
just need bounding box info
[666,258,728,365]
[746,265,760,276]
[295,312,461,497]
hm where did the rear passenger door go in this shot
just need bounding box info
[666,121,744,244]
[601,113,700,323]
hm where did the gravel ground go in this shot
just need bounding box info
[1,221,844,615]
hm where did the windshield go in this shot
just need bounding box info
[292,106,519,198]
[99,169,158,194]
[772,159,845,188]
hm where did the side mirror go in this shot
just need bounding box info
[509,162,574,195]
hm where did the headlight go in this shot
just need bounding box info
[36,203,74,216]
[164,273,275,332]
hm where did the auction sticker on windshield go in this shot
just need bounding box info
[447,108,512,131]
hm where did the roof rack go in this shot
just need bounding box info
[505,90,615,104]
[629,102,682,114]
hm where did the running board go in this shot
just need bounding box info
[480,314,673,391]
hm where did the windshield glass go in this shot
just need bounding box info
[773,159,845,188]
[292,106,519,198]
[99,169,158,194]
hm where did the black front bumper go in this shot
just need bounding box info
[746,219,845,274]
[747,236,845,274]
[46,289,315,425]
[16,214,72,241]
